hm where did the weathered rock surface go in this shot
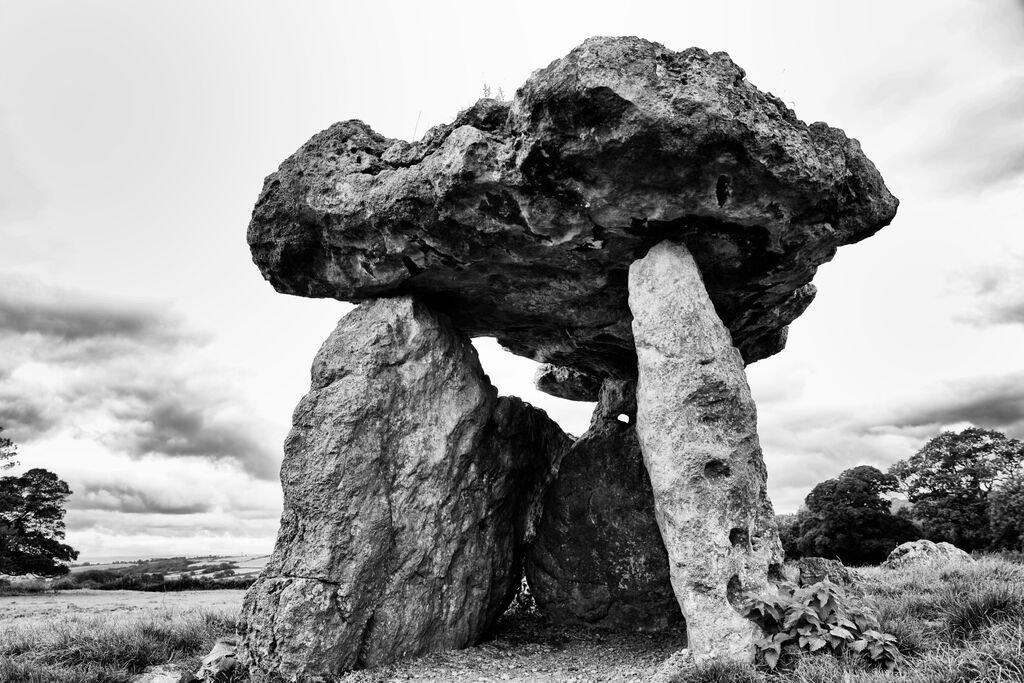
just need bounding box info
[798,557,853,586]
[526,378,680,631]
[630,241,783,663]
[882,540,973,569]
[247,36,898,385]
[534,363,603,402]
[240,297,569,681]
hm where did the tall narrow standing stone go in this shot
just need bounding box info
[629,241,783,663]
[240,297,568,681]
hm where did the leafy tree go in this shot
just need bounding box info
[0,468,79,576]
[890,428,1024,552]
[776,512,802,559]
[793,465,918,565]
[990,473,1024,551]
[0,427,16,471]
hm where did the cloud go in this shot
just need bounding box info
[0,293,178,343]
[0,275,190,346]
[955,255,1024,327]
[918,75,1024,193]
[105,385,280,480]
[757,368,1024,512]
[0,276,280,479]
[883,372,1024,438]
[847,1,1024,194]
[73,482,214,515]
[0,131,46,224]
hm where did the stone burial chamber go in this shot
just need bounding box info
[239,36,897,681]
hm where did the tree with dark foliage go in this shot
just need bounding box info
[0,433,79,576]
[890,428,1024,552]
[776,512,801,559]
[791,465,918,565]
[989,473,1024,551]
[0,427,16,471]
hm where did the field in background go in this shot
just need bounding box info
[0,588,244,628]
[2,554,270,593]
[68,554,270,581]
[2,556,1023,682]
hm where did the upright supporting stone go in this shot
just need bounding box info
[240,297,568,681]
[629,241,783,663]
[526,378,680,631]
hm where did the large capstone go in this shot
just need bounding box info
[240,297,569,681]
[526,378,680,631]
[247,36,897,386]
[629,241,783,663]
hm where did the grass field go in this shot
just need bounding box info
[677,555,1024,683]
[0,590,244,682]
[1,557,1022,682]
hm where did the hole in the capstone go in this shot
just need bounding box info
[729,527,749,547]
[726,574,744,609]
[704,459,731,479]
[768,563,785,583]
[616,413,630,424]
[470,338,595,437]
[716,174,732,207]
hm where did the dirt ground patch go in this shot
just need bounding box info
[341,613,687,683]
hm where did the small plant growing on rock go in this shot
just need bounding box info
[743,581,899,671]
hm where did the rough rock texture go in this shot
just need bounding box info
[629,241,783,663]
[797,557,853,587]
[882,540,973,569]
[534,364,603,402]
[247,36,898,384]
[240,297,569,681]
[526,378,680,631]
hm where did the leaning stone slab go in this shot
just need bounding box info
[526,378,680,631]
[240,297,569,681]
[629,240,783,663]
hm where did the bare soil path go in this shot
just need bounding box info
[341,613,687,683]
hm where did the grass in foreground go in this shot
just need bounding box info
[0,609,237,683]
[676,555,1024,683]
[3,555,1023,682]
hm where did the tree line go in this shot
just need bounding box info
[3,423,1024,576]
[780,427,1024,564]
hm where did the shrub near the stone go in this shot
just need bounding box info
[743,581,899,671]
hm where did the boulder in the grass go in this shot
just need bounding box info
[797,557,853,586]
[883,540,972,569]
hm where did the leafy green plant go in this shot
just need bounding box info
[744,580,899,670]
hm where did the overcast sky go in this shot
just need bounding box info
[1,1,1022,562]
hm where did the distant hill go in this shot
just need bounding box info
[4,554,271,592]
[69,554,270,581]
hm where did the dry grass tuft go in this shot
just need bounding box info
[0,608,237,683]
